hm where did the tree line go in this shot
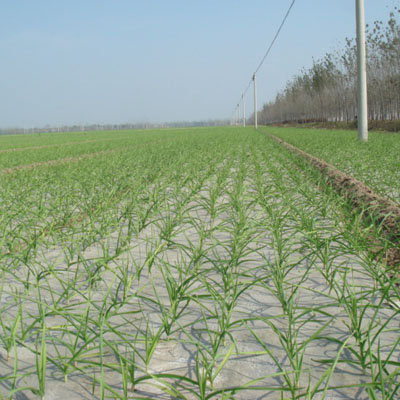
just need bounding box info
[257,8,400,125]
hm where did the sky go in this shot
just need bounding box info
[0,0,398,128]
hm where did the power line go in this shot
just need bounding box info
[233,0,296,124]
[254,0,296,76]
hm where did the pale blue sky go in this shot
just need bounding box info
[0,0,397,127]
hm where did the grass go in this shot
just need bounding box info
[0,126,399,399]
[265,126,400,205]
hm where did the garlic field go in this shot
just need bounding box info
[0,127,399,399]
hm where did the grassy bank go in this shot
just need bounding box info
[265,126,400,205]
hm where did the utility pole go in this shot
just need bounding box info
[253,73,258,129]
[356,0,368,141]
[242,94,246,127]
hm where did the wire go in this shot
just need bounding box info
[254,0,296,75]
[233,0,296,115]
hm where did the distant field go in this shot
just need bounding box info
[0,127,399,399]
[0,129,176,169]
[265,126,400,204]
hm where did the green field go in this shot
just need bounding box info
[0,127,399,399]
[266,126,400,205]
